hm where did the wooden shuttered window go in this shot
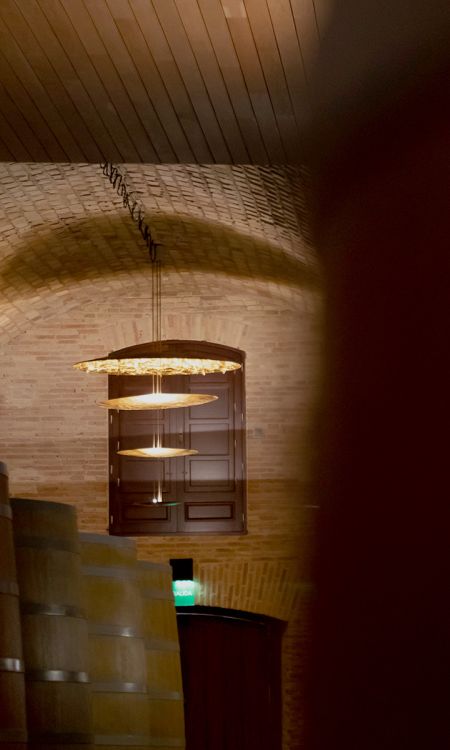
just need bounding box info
[109,341,246,535]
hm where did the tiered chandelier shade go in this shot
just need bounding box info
[117,447,198,458]
[98,393,218,410]
[73,226,243,501]
[74,356,241,376]
[73,259,242,379]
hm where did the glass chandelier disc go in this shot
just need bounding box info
[73,356,241,376]
[117,446,198,458]
[98,393,218,410]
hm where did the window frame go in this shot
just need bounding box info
[108,340,247,536]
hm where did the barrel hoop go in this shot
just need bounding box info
[141,588,174,601]
[26,669,89,683]
[149,739,185,747]
[80,532,135,548]
[88,623,142,638]
[81,564,137,579]
[21,601,86,619]
[144,638,179,652]
[91,681,147,693]
[28,732,93,744]
[0,580,19,596]
[94,735,152,746]
[0,503,12,520]
[0,657,24,673]
[14,535,79,553]
[138,561,172,572]
[0,729,27,742]
[147,689,183,701]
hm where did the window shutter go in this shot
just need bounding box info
[176,373,245,533]
[108,341,246,536]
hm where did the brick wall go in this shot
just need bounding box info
[0,162,321,750]
[1,288,321,749]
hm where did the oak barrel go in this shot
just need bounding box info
[0,464,27,749]
[80,534,150,750]
[11,498,93,750]
[138,561,185,750]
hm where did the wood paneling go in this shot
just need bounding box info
[178,373,244,534]
[0,0,321,164]
[178,611,283,750]
[290,0,320,87]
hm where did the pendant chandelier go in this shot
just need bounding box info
[108,263,200,498]
[73,245,240,480]
[74,255,239,380]
[73,258,241,412]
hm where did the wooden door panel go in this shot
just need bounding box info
[186,457,234,489]
[180,506,242,532]
[108,342,246,534]
[119,456,171,490]
[177,611,282,750]
[188,424,231,455]
[119,413,171,446]
[119,503,178,534]
[188,379,231,419]
[177,371,243,532]
[184,502,234,520]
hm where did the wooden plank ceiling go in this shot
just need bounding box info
[0,0,329,164]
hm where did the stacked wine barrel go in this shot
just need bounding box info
[0,463,185,750]
[138,562,185,750]
[0,463,27,749]
[80,534,150,750]
[12,498,93,750]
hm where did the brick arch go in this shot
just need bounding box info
[102,312,249,353]
[0,163,319,346]
[194,559,311,622]
[0,269,314,348]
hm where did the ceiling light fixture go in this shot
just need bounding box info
[73,220,241,379]
[74,356,240,376]
[98,392,218,410]
[117,447,198,459]
[74,162,241,510]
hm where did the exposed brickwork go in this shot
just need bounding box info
[0,163,317,342]
[0,163,322,750]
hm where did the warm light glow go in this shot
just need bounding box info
[98,393,218,410]
[117,446,198,458]
[172,579,197,606]
[74,356,241,376]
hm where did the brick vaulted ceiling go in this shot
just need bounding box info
[0,0,330,164]
[0,2,323,342]
[0,163,319,342]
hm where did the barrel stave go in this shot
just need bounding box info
[0,465,27,749]
[80,534,150,750]
[138,561,186,750]
[11,498,93,750]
